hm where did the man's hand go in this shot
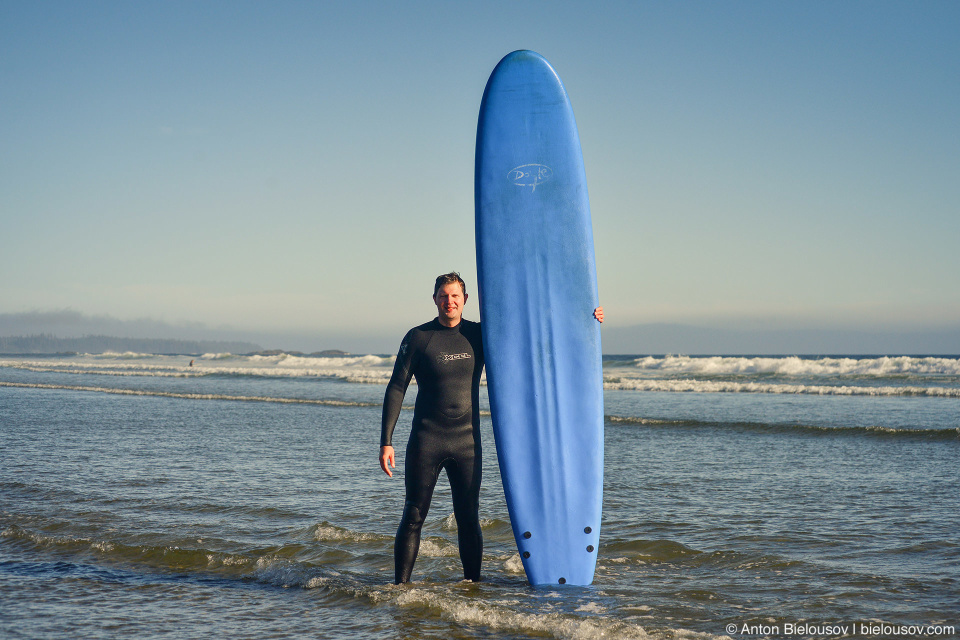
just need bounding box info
[379,446,396,477]
[593,306,604,323]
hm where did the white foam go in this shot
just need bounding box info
[252,556,313,588]
[416,538,460,557]
[199,352,238,361]
[4,353,957,397]
[293,563,725,640]
[602,378,960,397]
[1,362,200,378]
[312,522,389,544]
[503,553,525,574]
[94,351,157,360]
[394,588,654,640]
[207,553,251,567]
[627,355,960,377]
[0,353,399,384]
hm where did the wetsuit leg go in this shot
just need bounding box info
[394,421,482,584]
[394,430,441,584]
[444,446,483,581]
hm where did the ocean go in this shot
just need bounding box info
[1,352,957,640]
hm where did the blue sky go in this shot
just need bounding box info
[2,1,958,351]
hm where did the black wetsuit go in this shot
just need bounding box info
[381,318,484,583]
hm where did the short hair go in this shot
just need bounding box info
[433,272,467,297]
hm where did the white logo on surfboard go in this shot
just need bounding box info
[508,164,553,191]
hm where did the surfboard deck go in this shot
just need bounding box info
[475,50,603,586]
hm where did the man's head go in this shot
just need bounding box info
[433,272,468,327]
[433,272,466,298]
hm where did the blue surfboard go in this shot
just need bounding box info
[475,50,603,586]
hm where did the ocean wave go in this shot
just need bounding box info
[6,354,959,396]
[4,371,957,399]
[199,352,240,361]
[0,363,201,378]
[0,382,493,416]
[603,538,703,563]
[607,415,960,440]
[1,524,253,575]
[0,381,383,408]
[92,351,159,360]
[2,358,196,373]
[602,543,808,580]
[600,537,808,574]
[236,353,394,368]
[311,522,392,545]
[2,521,714,640]
[603,377,960,397]
[308,571,685,640]
[389,588,659,640]
[310,521,458,557]
[0,354,398,384]
[440,512,510,534]
[622,355,960,377]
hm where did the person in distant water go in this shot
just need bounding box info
[379,272,603,584]
[189,359,194,367]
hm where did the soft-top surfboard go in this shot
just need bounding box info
[475,50,603,586]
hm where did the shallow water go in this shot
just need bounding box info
[2,354,958,639]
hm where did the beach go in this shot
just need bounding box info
[2,352,958,639]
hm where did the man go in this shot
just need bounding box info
[379,272,602,584]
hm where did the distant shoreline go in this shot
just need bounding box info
[0,334,263,356]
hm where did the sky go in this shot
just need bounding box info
[2,1,959,353]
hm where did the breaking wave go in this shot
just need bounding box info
[0,354,398,384]
[4,354,959,398]
[602,378,960,397]
[623,355,960,377]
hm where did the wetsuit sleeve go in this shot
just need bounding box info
[380,330,418,447]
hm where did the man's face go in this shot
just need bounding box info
[434,282,467,325]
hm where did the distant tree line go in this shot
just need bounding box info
[0,334,262,355]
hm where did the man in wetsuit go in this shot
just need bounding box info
[379,272,603,584]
